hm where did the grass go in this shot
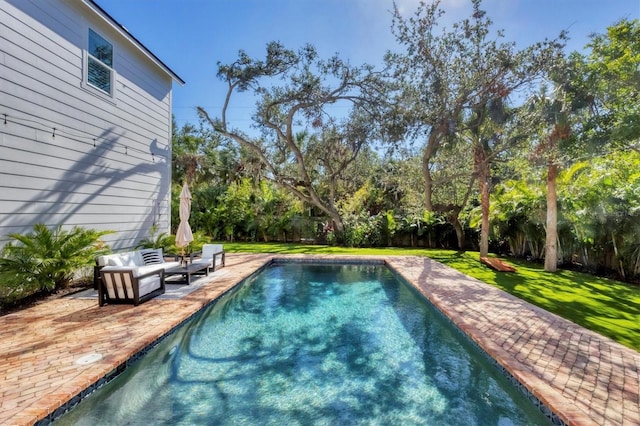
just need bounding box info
[223,242,640,352]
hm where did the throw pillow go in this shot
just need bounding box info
[140,249,163,265]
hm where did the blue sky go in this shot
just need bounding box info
[96,0,639,130]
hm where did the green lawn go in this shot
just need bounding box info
[223,242,640,352]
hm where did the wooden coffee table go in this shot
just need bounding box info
[164,262,209,285]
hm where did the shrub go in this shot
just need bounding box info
[178,231,211,255]
[0,224,112,302]
[135,224,175,252]
[336,212,390,248]
[136,225,211,255]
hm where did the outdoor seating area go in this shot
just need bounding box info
[95,249,180,306]
[94,246,226,304]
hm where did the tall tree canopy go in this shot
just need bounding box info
[169,8,639,283]
[198,42,385,234]
[385,0,566,256]
[577,19,640,152]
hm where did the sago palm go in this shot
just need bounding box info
[0,224,112,294]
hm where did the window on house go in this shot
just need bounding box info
[87,29,113,95]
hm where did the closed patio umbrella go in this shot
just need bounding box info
[175,182,193,256]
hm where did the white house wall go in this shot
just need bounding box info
[0,0,174,250]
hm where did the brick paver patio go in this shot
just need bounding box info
[0,254,638,425]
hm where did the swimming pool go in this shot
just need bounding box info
[57,262,552,424]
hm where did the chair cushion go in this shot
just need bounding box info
[202,244,223,258]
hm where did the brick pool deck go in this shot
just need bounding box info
[0,254,638,425]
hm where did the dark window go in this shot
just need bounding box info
[87,29,113,94]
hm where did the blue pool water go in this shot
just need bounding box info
[58,263,551,425]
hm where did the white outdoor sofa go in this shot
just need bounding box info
[189,244,225,273]
[95,249,180,306]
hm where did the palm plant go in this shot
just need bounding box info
[0,224,112,299]
[181,231,211,256]
[135,224,175,252]
[490,180,546,258]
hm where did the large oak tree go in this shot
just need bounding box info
[198,42,384,234]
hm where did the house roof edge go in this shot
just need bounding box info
[83,0,186,86]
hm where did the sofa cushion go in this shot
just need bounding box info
[99,251,144,267]
[108,257,124,267]
[101,265,135,273]
[138,274,162,296]
[140,249,164,265]
[103,252,138,267]
[162,261,181,270]
[133,264,165,277]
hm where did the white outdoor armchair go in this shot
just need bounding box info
[190,244,225,273]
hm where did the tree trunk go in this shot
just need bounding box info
[544,161,558,272]
[423,129,440,212]
[611,232,625,280]
[331,213,345,234]
[479,180,490,258]
[453,217,465,250]
[424,156,433,212]
[475,145,490,258]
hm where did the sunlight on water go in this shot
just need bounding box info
[57,263,550,425]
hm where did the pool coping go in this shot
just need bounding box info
[0,254,637,425]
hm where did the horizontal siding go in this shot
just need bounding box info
[0,199,163,214]
[0,125,167,184]
[0,0,175,251]
[0,52,169,157]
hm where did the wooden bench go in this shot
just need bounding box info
[480,256,517,272]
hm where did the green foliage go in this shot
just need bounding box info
[135,224,175,252]
[183,231,212,255]
[172,121,229,187]
[488,180,546,258]
[199,40,385,233]
[579,18,640,149]
[340,180,382,216]
[135,225,210,256]
[328,210,401,248]
[560,151,640,279]
[0,224,112,302]
[188,178,304,243]
[345,213,384,247]
[487,150,640,281]
[213,178,258,241]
